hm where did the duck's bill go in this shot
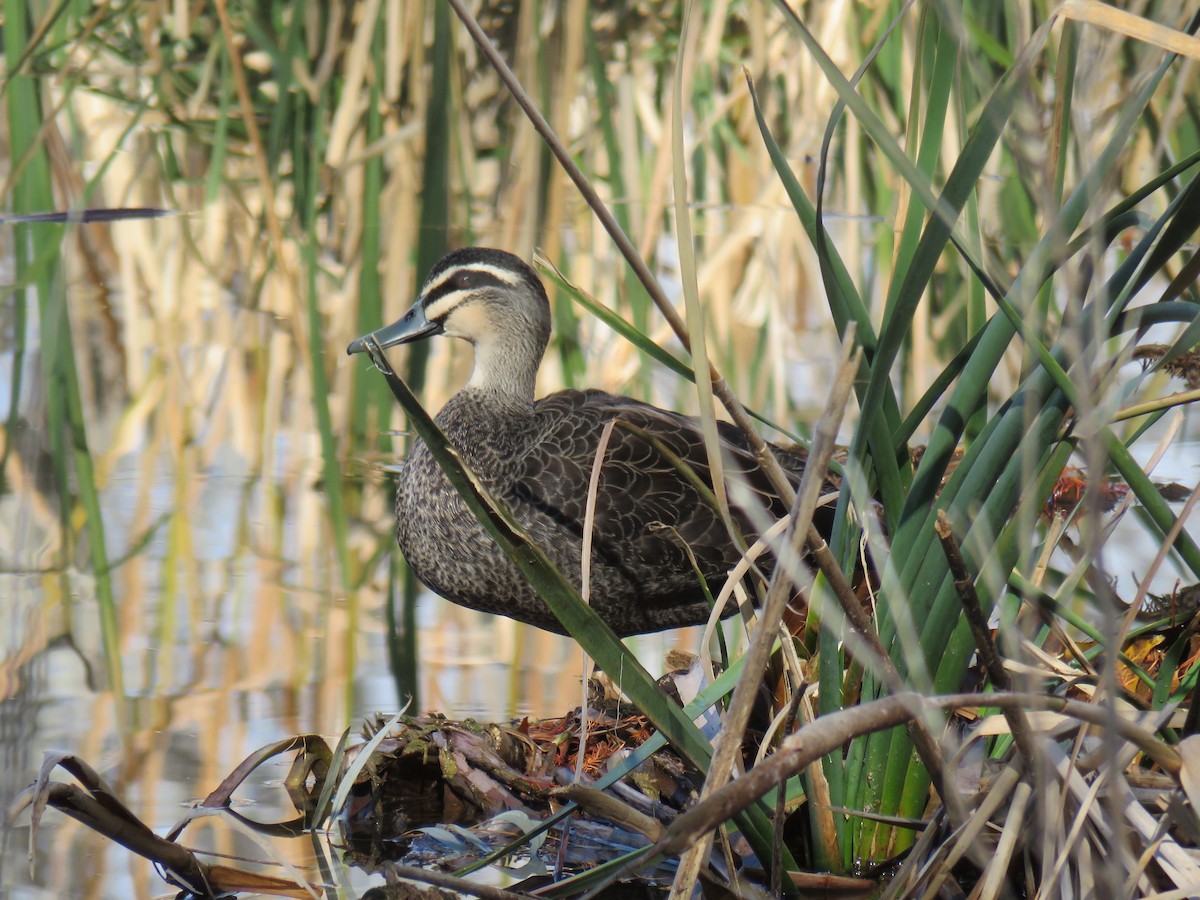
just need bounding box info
[346,301,441,355]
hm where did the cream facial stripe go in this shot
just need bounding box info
[424,290,472,323]
[422,263,523,322]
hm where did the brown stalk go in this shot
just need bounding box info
[382,863,531,900]
[655,688,1181,862]
[935,509,1038,764]
[669,331,860,899]
[555,783,665,843]
[656,693,927,857]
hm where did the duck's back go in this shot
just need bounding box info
[395,385,818,635]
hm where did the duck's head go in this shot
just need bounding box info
[348,247,551,396]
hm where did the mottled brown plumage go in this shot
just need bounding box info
[349,248,828,635]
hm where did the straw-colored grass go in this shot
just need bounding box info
[3,0,1200,897]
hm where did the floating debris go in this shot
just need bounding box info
[1045,466,1129,518]
[1133,344,1200,389]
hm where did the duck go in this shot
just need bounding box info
[348,247,832,636]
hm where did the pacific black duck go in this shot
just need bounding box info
[348,247,832,636]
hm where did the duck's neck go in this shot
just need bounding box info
[464,333,542,408]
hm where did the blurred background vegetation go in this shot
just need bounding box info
[2,0,1199,895]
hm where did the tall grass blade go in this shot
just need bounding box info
[4,0,123,705]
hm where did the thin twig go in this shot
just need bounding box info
[656,689,1181,858]
[667,328,862,897]
[576,420,617,784]
[773,686,806,898]
[657,693,928,857]
[935,509,1038,764]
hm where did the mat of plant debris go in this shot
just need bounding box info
[16,628,1200,900]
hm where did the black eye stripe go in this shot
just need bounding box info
[422,269,508,313]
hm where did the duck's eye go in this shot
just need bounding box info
[454,271,477,289]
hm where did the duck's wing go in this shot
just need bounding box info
[516,389,804,583]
